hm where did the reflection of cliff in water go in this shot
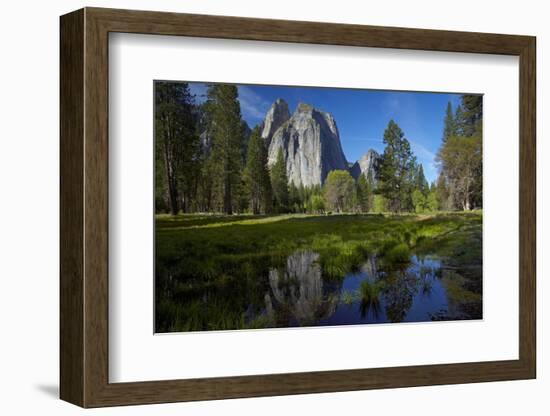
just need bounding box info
[156,243,481,332]
[264,251,339,326]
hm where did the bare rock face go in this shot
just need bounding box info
[260,98,290,148]
[264,101,348,187]
[349,149,381,181]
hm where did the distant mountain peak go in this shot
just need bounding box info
[260,98,290,147]
[349,149,381,181]
[296,102,314,113]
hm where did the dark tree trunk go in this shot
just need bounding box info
[167,181,179,215]
[224,175,232,215]
[162,127,179,216]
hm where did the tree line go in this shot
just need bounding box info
[347,94,482,214]
[155,81,481,215]
[436,95,482,210]
[319,120,437,215]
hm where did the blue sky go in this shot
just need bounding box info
[189,82,462,183]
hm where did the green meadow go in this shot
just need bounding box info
[155,212,482,332]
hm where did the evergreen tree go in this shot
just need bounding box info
[356,173,374,213]
[436,94,483,211]
[365,171,375,212]
[415,164,430,195]
[437,134,481,211]
[270,149,289,212]
[435,172,451,211]
[155,81,199,215]
[372,194,387,213]
[377,120,417,212]
[459,95,483,137]
[205,84,245,214]
[426,189,439,212]
[470,143,483,209]
[460,94,483,207]
[288,182,301,213]
[356,175,369,213]
[243,127,272,214]
[412,189,428,213]
[323,170,355,212]
[454,105,465,136]
[442,101,455,143]
[239,120,252,163]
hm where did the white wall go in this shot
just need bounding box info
[0,0,545,414]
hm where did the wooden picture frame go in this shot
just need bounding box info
[60,7,536,408]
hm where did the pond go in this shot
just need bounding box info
[155,247,482,332]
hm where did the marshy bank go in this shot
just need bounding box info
[155,212,482,332]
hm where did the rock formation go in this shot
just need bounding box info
[262,100,348,187]
[349,149,381,181]
[260,98,290,148]
[264,250,338,326]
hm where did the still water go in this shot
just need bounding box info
[263,250,452,327]
[157,248,481,332]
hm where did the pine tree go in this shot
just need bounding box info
[426,189,439,212]
[288,182,301,213]
[436,94,483,211]
[459,95,483,208]
[244,127,272,214]
[412,189,428,213]
[356,173,374,213]
[239,120,252,163]
[323,170,355,212]
[442,101,455,143]
[454,105,465,136]
[356,175,369,213]
[459,95,483,137]
[435,172,451,211]
[415,164,430,195]
[205,84,244,214]
[377,120,417,212]
[437,135,481,211]
[365,171,375,212]
[155,81,199,215]
[270,149,289,212]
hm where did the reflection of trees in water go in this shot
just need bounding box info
[380,269,418,323]
[265,251,425,325]
[157,244,479,331]
[358,279,382,320]
[435,268,482,320]
[360,256,378,279]
[265,251,339,326]
[418,264,435,297]
[359,256,437,323]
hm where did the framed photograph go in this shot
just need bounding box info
[60,7,536,408]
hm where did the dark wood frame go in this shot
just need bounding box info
[60,7,536,408]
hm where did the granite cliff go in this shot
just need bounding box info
[261,99,348,187]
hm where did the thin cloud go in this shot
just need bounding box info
[409,139,436,161]
[238,86,271,122]
[408,138,439,182]
[384,96,401,113]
